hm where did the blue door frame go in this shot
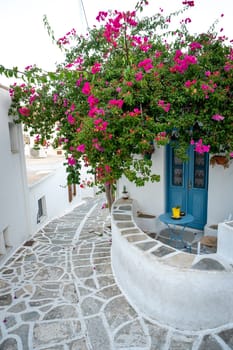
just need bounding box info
[166,145,209,230]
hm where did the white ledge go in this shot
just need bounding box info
[111,198,233,331]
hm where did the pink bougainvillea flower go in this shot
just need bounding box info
[34,134,40,143]
[184,79,196,87]
[88,107,105,117]
[155,131,167,142]
[135,71,143,81]
[155,50,162,58]
[76,76,83,86]
[94,118,107,126]
[185,18,191,24]
[96,11,108,22]
[82,82,91,95]
[70,103,76,111]
[57,36,70,46]
[91,62,102,74]
[212,114,225,121]
[182,1,195,6]
[138,58,153,72]
[67,114,75,125]
[76,144,85,153]
[170,52,197,73]
[128,108,141,117]
[29,93,39,104]
[65,63,74,69]
[189,42,202,51]
[158,100,171,112]
[25,65,33,71]
[94,118,108,131]
[88,95,99,107]
[67,156,76,166]
[105,164,111,173]
[19,107,30,116]
[191,139,210,153]
[53,94,58,103]
[230,152,233,158]
[108,99,124,108]
[92,138,104,152]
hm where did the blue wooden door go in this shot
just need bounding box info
[166,146,209,229]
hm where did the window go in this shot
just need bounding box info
[0,227,11,255]
[8,122,19,153]
[37,196,47,223]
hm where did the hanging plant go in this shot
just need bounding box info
[210,155,230,168]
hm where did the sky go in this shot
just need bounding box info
[0,0,232,86]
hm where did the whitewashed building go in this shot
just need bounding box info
[0,84,31,259]
[0,84,94,263]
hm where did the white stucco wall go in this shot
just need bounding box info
[217,221,233,262]
[28,161,84,234]
[0,85,31,256]
[117,146,166,217]
[207,160,233,225]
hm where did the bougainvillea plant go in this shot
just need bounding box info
[1,0,233,208]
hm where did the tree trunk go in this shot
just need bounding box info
[105,183,115,211]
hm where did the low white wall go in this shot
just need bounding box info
[112,199,233,331]
[217,221,233,262]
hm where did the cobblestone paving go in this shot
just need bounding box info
[0,196,233,349]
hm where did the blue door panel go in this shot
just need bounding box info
[169,190,186,213]
[188,190,207,229]
[166,146,208,230]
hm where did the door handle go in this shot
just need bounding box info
[188,180,192,189]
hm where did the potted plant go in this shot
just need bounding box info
[172,206,181,218]
[122,186,129,199]
[143,141,155,160]
[210,155,230,168]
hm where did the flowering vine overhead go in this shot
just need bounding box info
[1,0,233,207]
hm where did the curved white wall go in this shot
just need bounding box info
[111,199,233,331]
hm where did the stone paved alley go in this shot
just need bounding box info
[1,196,233,350]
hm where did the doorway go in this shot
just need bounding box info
[166,145,209,229]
